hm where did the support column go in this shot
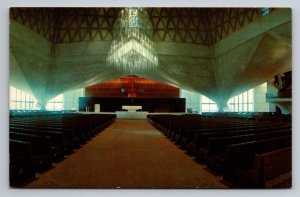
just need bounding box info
[36,101,47,110]
[217,101,230,112]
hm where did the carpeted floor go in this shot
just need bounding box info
[25,120,227,189]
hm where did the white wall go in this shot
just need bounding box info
[266,82,278,112]
[63,88,84,111]
[180,89,201,113]
[254,82,274,112]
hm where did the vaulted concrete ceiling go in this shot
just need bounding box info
[9,8,291,110]
[9,8,266,45]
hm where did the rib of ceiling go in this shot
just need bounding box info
[47,41,125,96]
[233,23,291,96]
[9,8,263,45]
[211,9,291,109]
[10,21,52,105]
[9,52,32,94]
[132,42,218,98]
[9,20,124,105]
[9,8,291,108]
[136,8,291,109]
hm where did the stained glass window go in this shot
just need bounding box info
[128,8,138,27]
[261,8,270,16]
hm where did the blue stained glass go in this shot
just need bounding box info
[128,8,138,27]
[261,8,270,16]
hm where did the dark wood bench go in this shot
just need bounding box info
[10,127,65,161]
[10,124,76,153]
[10,132,53,171]
[191,123,289,149]
[195,129,291,163]
[236,146,291,188]
[9,139,35,184]
[222,135,291,185]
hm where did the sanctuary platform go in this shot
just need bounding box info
[116,111,148,119]
[79,111,185,119]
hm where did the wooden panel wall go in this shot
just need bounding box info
[85,76,179,98]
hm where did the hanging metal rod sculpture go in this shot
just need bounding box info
[107,8,159,73]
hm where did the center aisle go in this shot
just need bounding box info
[26,120,227,188]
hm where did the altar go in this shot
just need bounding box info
[116,111,148,119]
[117,105,148,119]
[122,105,142,112]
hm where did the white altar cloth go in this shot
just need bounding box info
[122,105,142,112]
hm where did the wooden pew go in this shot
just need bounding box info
[236,146,291,188]
[222,135,291,185]
[10,127,65,161]
[9,139,35,184]
[10,132,53,171]
[195,129,291,162]
[10,124,76,153]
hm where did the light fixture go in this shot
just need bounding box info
[107,8,159,73]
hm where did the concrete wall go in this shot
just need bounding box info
[253,83,270,112]
[180,89,201,113]
[63,88,84,111]
[9,9,291,109]
[266,82,280,112]
[10,20,52,104]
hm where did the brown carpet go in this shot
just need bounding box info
[25,120,227,189]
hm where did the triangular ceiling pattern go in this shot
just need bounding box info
[9,8,292,109]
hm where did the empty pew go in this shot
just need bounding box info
[236,146,291,188]
[147,113,292,189]
[190,124,290,152]
[221,135,291,185]
[9,112,117,186]
[195,129,291,162]
[10,124,76,153]
[9,139,35,184]
[10,127,65,161]
[9,132,53,171]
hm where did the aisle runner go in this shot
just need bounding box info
[26,120,227,188]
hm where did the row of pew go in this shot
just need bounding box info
[10,110,77,117]
[147,113,292,188]
[201,112,291,122]
[9,112,116,187]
